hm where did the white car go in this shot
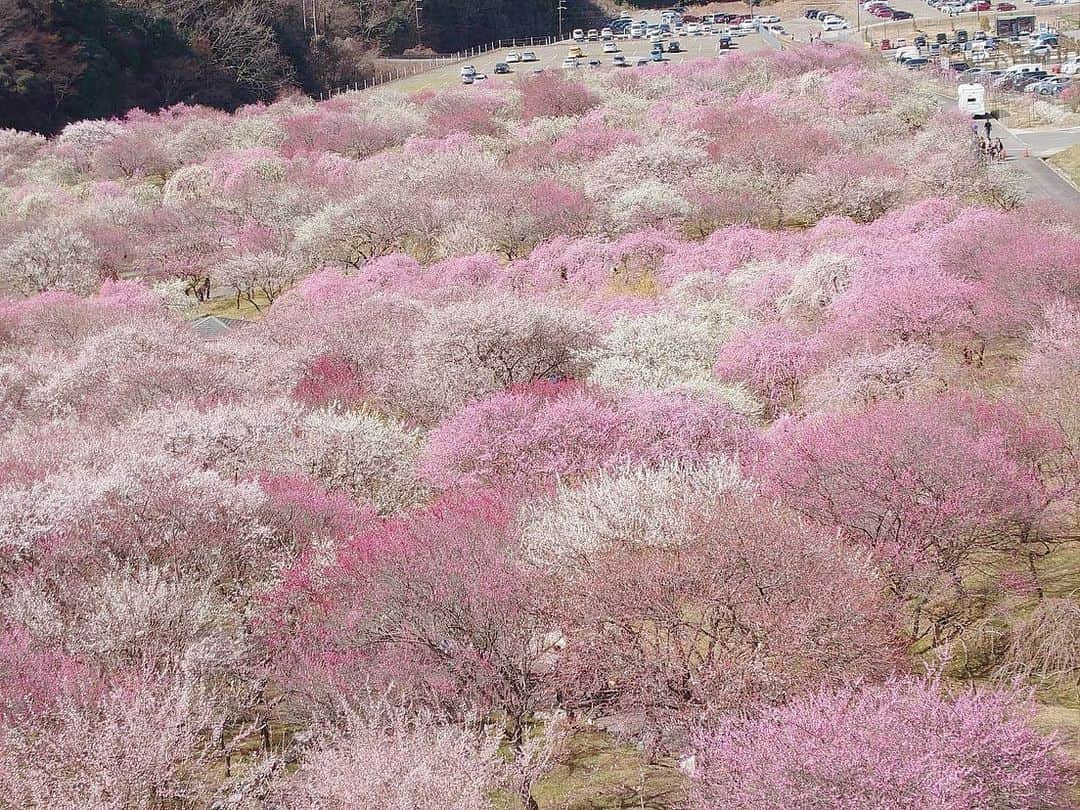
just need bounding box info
[572,28,585,41]
[601,27,614,39]
[756,14,781,23]
[460,65,476,78]
[823,18,850,30]
[521,51,538,62]
[461,74,474,85]
[603,41,618,53]
[561,57,579,69]
[505,51,521,63]
[1061,57,1080,75]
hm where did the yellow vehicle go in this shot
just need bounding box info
[568,45,583,58]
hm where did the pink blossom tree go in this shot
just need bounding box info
[714,323,820,419]
[421,383,750,494]
[691,678,1072,810]
[545,490,901,743]
[754,395,1073,641]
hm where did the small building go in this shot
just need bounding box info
[996,14,1036,38]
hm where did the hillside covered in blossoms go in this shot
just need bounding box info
[0,45,1078,808]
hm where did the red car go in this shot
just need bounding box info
[873,7,895,17]
[969,1,991,9]
[996,1,1015,8]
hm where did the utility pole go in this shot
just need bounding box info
[416,0,423,47]
[558,0,566,41]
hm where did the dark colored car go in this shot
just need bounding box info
[936,32,949,44]
[956,29,968,43]
[914,35,927,47]
[805,8,820,17]
[717,36,732,49]
[903,57,930,68]
[667,40,681,52]
[494,62,510,74]
[949,61,970,72]
[892,9,914,19]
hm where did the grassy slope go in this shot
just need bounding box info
[1048,144,1080,189]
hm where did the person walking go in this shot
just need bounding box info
[984,118,992,140]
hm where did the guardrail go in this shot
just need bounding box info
[318,35,563,98]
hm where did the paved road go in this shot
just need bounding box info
[380,26,771,94]
[983,116,1080,201]
[1011,124,1080,155]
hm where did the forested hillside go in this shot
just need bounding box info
[0,0,567,134]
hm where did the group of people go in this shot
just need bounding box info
[972,119,1006,161]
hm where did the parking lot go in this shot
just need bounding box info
[370,15,773,94]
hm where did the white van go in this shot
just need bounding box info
[957,83,986,117]
[1005,63,1043,77]
[895,46,921,63]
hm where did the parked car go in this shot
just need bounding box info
[966,1,990,10]
[636,57,650,66]
[460,73,474,85]
[521,51,538,62]
[568,45,583,58]
[587,29,599,41]
[1026,76,1069,93]
[494,62,510,74]
[561,57,578,69]
[612,54,629,66]
[667,40,682,52]
[996,2,1016,8]
[601,27,614,39]
[892,10,914,19]
[603,41,618,53]
[717,36,732,49]
[904,57,930,68]
[505,51,521,63]
[956,30,968,43]
[572,28,584,41]
[823,18,850,30]
[805,8,821,17]
[873,8,896,18]
[460,65,476,78]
